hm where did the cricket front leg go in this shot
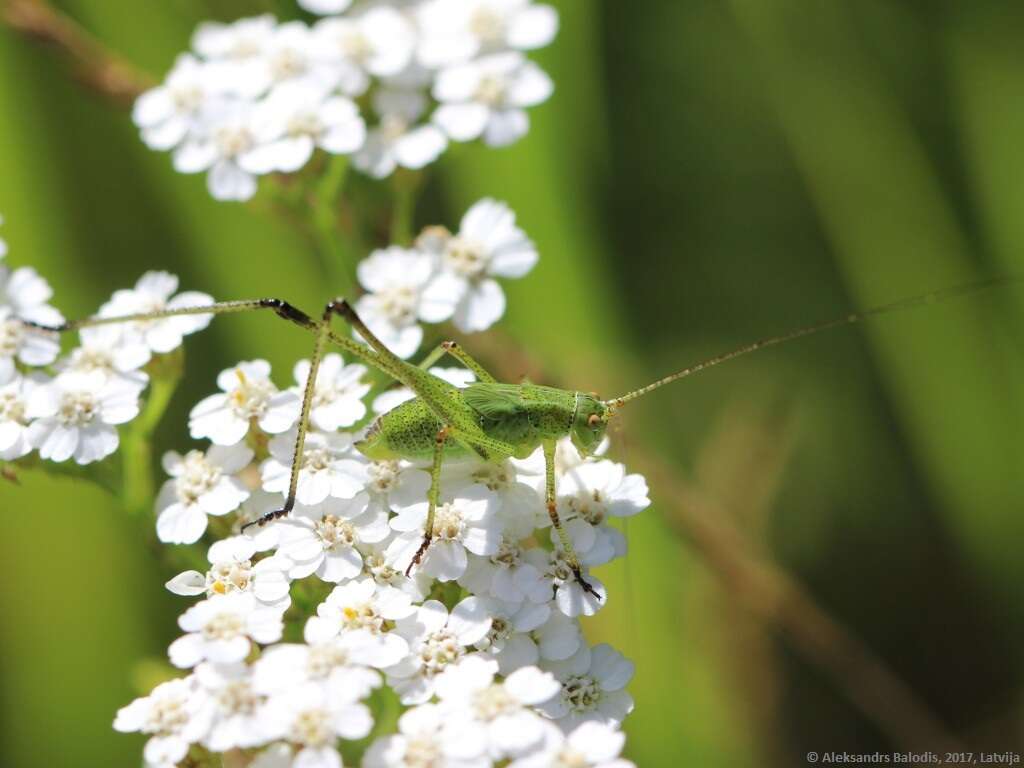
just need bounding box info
[406,425,449,576]
[544,440,602,601]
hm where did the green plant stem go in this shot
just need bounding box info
[120,431,152,517]
[390,168,421,246]
[122,352,182,516]
[311,155,357,298]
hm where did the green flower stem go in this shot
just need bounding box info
[342,686,402,766]
[390,168,422,246]
[122,350,183,516]
[311,155,358,298]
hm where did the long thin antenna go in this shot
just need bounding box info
[608,274,1020,407]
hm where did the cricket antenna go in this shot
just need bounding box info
[606,274,1021,408]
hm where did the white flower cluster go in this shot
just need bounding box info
[116,200,642,766]
[133,0,558,200]
[356,196,539,355]
[128,385,645,766]
[0,229,212,465]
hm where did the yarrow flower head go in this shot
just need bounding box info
[433,51,554,147]
[114,677,211,768]
[25,370,140,464]
[344,196,540,362]
[156,443,254,544]
[134,0,558,200]
[386,596,492,704]
[387,481,503,580]
[114,425,643,767]
[304,575,416,643]
[537,643,636,732]
[353,87,448,178]
[166,538,292,613]
[362,703,456,768]
[0,373,41,460]
[190,359,300,445]
[98,271,214,357]
[354,246,438,359]
[57,324,150,389]
[257,681,375,767]
[275,493,390,582]
[420,197,539,332]
[0,259,63,380]
[292,353,370,431]
[511,721,637,768]
[431,656,560,759]
[253,629,404,697]
[262,429,367,506]
[169,592,284,668]
[243,82,366,174]
[415,0,559,67]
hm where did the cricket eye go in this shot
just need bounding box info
[587,414,601,428]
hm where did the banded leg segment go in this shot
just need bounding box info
[406,425,450,576]
[417,340,497,383]
[544,440,601,600]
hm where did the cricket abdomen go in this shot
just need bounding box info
[355,398,471,462]
[355,383,579,463]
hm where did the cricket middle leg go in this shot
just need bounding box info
[417,340,497,383]
[544,439,602,600]
[406,425,450,576]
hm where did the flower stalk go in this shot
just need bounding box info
[122,349,183,515]
[310,155,358,296]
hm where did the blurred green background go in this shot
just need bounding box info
[2,0,1024,765]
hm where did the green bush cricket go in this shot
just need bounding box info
[22,275,1018,599]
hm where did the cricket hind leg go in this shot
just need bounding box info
[23,297,316,333]
[332,299,420,383]
[241,300,343,532]
[19,297,384,370]
[405,425,450,576]
[417,340,496,383]
[241,298,394,533]
[240,298,511,534]
[22,293,403,533]
[338,299,516,460]
[544,440,602,601]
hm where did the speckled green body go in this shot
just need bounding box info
[356,382,603,462]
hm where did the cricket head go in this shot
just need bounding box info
[570,393,611,456]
